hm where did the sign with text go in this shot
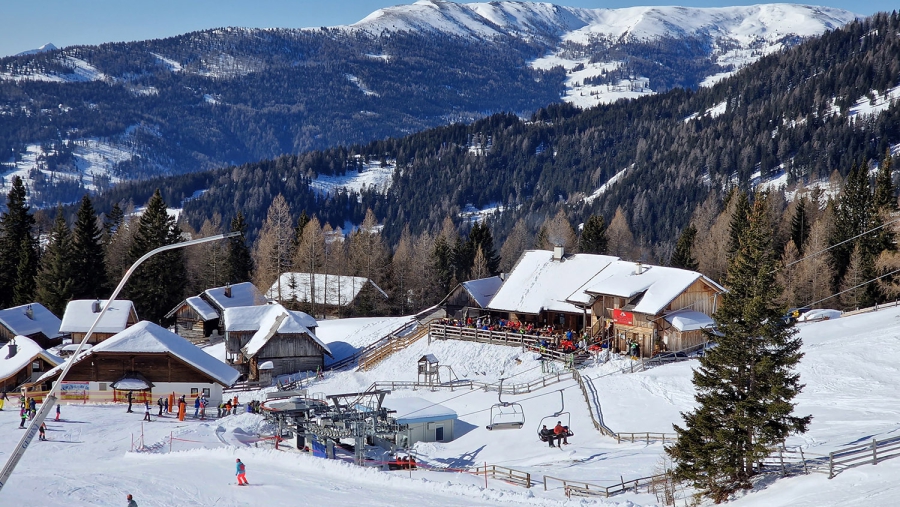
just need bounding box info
[612,308,634,326]
[60,381,89,400]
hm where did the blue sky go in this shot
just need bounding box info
[0,0,892,57]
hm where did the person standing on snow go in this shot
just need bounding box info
[235,458,249,485]
[39,422,47,441]
[55,404,60,421]
[157,397,164,416]
[126,391,134,413]
[126,493,137,506]
[194,395,201,418]
[143,401,151,422]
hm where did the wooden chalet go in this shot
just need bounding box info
[33,321,240,405]
[0,336,62,394]
[0,303,64,348]
[439,276,503,320]
[486,247,620,331]
[166,282,268,343]
[267,273,388,317]
[60,300,138,344]
[567,260,725,357]
[223,303,331,384]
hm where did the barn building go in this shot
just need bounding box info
[166,282,268,343]
[223,304,332,384]
[60,300,139,344]
[439,276,503,321]
[0,303,64,348]
[0,336,62,394]
[33,321,240,405]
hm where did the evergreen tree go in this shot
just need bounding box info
[830,162,882,294]
[465,221,501,276]
[0,176,37,308]
[103,201,125,238]
[790,197,811,256]
[126,190,187,324]
[726,190,750,260]
[226,212,253,284]
[35,207,75,316]
[872,150,896,211]
[579,214,608,255]
[71,195,108,299]
[13,237,38,306]
[431,234,455,298]
[292,210,311,251]
[670,224,699,270]
[667,194,811,503]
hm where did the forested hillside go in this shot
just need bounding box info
[94,12,900,259]
[0,3,853,207]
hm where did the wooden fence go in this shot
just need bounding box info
[544,472,670,498]
[429,324,583,365]
[366,370,573,395]
[825,436,900,478]
[470,464,532,488]
[615,432,678,444]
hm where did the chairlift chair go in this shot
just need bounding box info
[537,390,573,442]
[485,379,525,431]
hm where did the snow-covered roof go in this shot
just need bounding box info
[0,303,62,339]
[110,377,153,391]
[225,304,330,359]
[664,310,716,332]
[487,250,619,315]
[266,273,388,306]
[460,276,504,308]
[203,282,268,311]
[37,321,240,387]
[572,261,725,316]
[59,300,136,334]
[0,336,62,383]
[186,296,218,321]
[385,396,457,425]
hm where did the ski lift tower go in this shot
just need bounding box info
[418,354,440,386]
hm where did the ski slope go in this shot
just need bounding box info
[2,305,900,505]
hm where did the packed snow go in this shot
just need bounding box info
[309,159,395,197]
[5,303,900,505]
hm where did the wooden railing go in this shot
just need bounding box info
[358,324,430,371]
[572,369,615,437]
[825,436,900,478]
[429,324,584,365]
[544,473,670,498]
[326,318,421,371]
[470,464,532,488]
[615,432,677,444]
[366,370,573,395]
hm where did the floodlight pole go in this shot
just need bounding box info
[0,231,239,492]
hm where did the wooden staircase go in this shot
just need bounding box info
[358,324,430,371]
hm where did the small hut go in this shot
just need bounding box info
[417,354,440,385]
[59,300,138,344]
[0,303,64,348]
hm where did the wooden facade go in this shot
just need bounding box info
[39,352,221,386]
[0,355,57,393]
[170,304,217,344]
[588,278,721,357]
[226,330,327,384]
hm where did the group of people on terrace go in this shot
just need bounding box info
[438,316,594,353]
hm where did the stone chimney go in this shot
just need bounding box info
[92,300,101,313]
[224,283,232,298]
[552,245,565,261]
[25,304,33,320]
[6,339,17,359]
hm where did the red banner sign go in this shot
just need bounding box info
[612,308,634,326]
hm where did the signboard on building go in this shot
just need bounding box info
[612,308,634,326]
[60,381,89,400]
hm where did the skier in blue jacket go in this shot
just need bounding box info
[235,458,248,485]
